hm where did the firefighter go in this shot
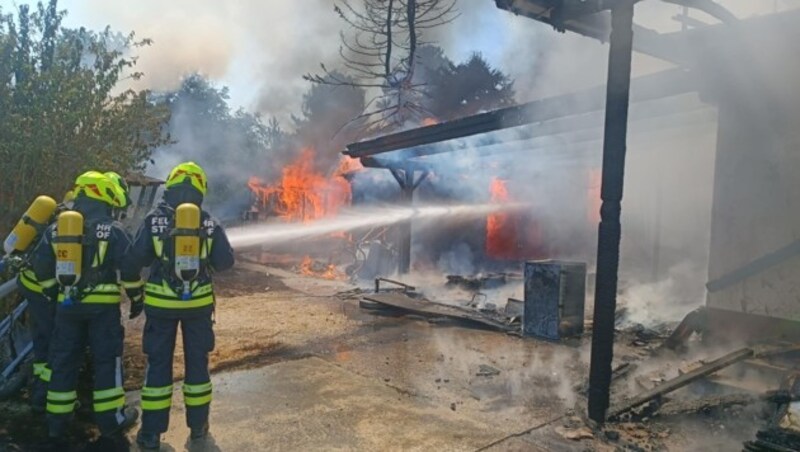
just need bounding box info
[128,162,234,449]
[31,171,143,444]
[10,191,74,413]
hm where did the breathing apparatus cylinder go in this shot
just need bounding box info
[174,203,201,300]
[1,196,58,273]
[55,211,84,306]
[3,196,58,255]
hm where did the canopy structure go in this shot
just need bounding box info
[343,1,800,423]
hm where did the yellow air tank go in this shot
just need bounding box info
[55,211,84,304]
[3,195,58,255]
[174,203,201,299]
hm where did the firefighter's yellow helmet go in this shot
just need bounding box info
[73,171,126,208]
[104,171,131,208]
[166,162,207,196]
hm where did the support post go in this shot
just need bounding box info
[398,169,414,274]
[388,166,428,274]
[588,1,636,423]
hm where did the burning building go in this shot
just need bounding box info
[247,148,354,223]
[336,0,800,425]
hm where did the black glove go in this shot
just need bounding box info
[127,287,144,319]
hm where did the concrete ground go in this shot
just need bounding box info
[121,262,585,451]
[0,261,759,450]
[114,261,759,452]
[127,357,513,451]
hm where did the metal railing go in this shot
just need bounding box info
[0,279,31,393]
[0,279,16,299]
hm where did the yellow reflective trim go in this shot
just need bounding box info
[47,402,76,414]
[142,384,173,411]
[183,382,212,394]
[121,279,144,289]
[153,237,164,259]
[94,387,124,399]
[145,282,212,297]
[142,398,172,411]
[48,390,77,401]
[19,271,44,293]
[201,238,212,259]
[20,278,43,293]
[184,394,212,407]
[98,240,108,266]
[34,363,52,382]
[58,293,121,304]
[145,294,214,309]
[94,397,124,413]
[39,278,57,289]
[91,240,109,267]
[92,283,120,292]
[142,385,173,397]
[57,284,121,304]
[81,293,121,303]
[183,382,211,406]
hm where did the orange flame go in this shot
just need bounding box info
[248,148,353,222]
[422,117,439,126]
[300,256,345,280]
[486,178,518,259]
[336,156,364,176]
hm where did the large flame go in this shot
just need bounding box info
[486,177,518,259]
[485,177,546,260]
[248,148,356,222]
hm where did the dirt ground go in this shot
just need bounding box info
[122,267,298,391]
[0,261,771,451]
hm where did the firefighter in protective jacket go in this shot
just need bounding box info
[9,193,65,412]
[31,171,143,442]
[128,162,234,449]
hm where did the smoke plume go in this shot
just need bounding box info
[77,0,342,120]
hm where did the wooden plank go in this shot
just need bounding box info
[608,348,755,420]
[362,292,515,332]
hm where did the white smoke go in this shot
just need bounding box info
[69,0,342,121]
[618,261,707,328]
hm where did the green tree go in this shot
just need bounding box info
[152,74,271,219]
[422,51,515,121]
[0,0,170,231]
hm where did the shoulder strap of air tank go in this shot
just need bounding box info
[199,214,213,263]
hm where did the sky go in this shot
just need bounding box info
[0,0,535,117]
[0,0,796,121]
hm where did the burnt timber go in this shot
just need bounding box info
[362,292,517,333]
